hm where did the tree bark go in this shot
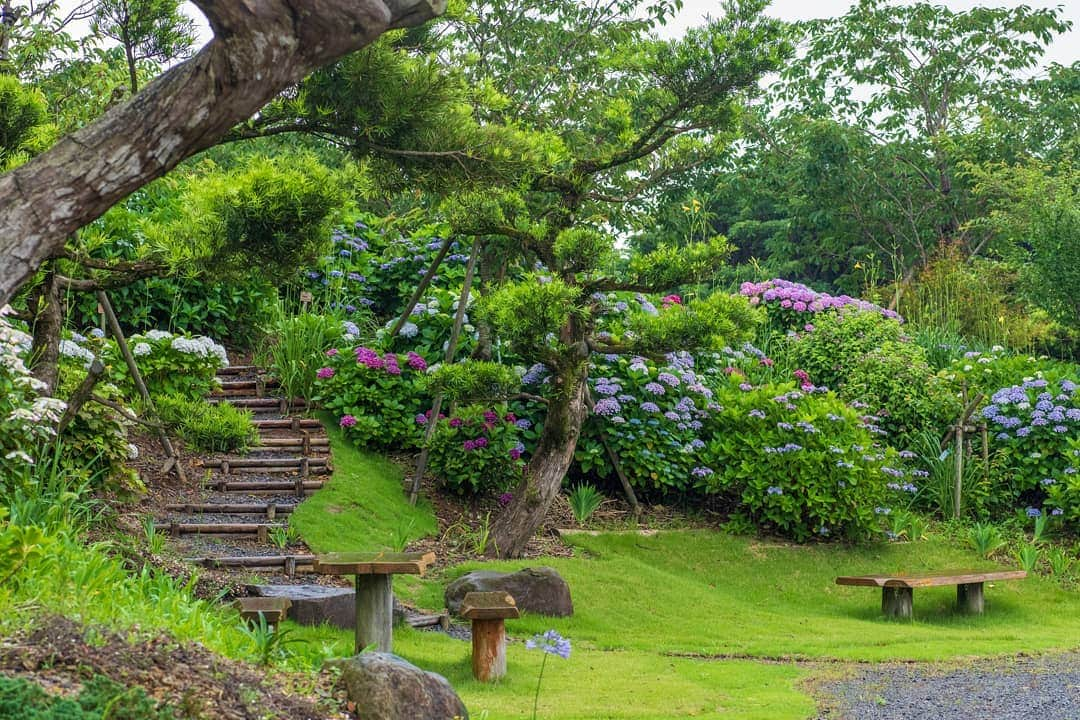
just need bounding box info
[0,0,446,305]
[28,263,63,394]
[489,359,589,558]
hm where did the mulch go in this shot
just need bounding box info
[0,616,347,720]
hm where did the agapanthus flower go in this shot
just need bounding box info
[526,630,571,659]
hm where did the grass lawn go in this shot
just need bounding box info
[290,444,1080,718]
[289,423,437,553]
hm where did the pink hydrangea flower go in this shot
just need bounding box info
[339,415,357,428]
[316,367,335,379]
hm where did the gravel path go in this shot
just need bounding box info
[817,653,1080,719]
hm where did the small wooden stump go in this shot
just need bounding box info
[460,591,520,682]
[233,597,291,626]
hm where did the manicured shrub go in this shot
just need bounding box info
[314,345,429,450]
[425,404,526,495]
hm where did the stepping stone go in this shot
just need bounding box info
[248,584,356,629]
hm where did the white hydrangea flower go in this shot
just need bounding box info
[127,443,139,460]
[59,339,95,363]
[146,329,173,341]
[133,342,152,357]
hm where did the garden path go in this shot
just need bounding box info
[159,365,331,581]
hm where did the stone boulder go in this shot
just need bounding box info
[247,585,408,629]
[329,653,467,720]
[445,567,572,617]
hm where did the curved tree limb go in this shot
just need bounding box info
[0,0,446,304]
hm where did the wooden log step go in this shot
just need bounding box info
[406,613,451,630]
[257,437,330,448]
[164,503,296,516]
[159,522,283,535]
[204,480,324,494]
[204,457,328,469]
[186,555,316,572]
[207,397,307,409]
[216,365,267,376]
[215,378,281,391]
[254,418,323,430]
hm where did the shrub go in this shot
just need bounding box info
[314,345,429,450]
[154,394,257,454]
[0,674,176,720]
[697,378,913,541]
[56,364,139,493]
[0,312,67,478]
[981,377,1080,522]
[425,404,526,495]
[98,329,228,399]
[378,286,477,359]
[739,278,901,333]
[784,308,904,391]
[568,484,605,524]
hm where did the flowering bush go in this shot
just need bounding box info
[377,286,477,359]
[299,215,469,318]
[0,310,66,481]
[314,346,429,450]
[981,377,1080,519]
[740,278,901,330]
[698,378,913,540]
[98,329,228,399]
[425,404,526,495]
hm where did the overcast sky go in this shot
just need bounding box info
[661,0,1078,68]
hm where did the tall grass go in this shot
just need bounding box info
[256,302,371,402]
[155,394,258,453]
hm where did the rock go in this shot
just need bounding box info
[248,585,408,631]
[329,653,468,720]
[445,567,573,617]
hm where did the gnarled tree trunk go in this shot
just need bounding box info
[0,0,445,305]
[28,263,63,394]
[489,360,589,558]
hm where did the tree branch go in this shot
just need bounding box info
[0,0,446,304]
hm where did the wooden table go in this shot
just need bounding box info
[836,570,1027,619]
[313,551,436,653]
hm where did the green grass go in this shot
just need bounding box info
[292,623,814,720]
[289,423,437,553]
[408,531,1080,662]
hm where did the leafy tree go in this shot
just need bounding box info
[91,0,196,93]
[439,0,789,556]
[0,73,54,169]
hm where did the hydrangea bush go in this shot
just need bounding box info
[981,377,1080,519]
[739,278,901,330]
[0,310,66,481]
[314,346,429,450]
[425,405,526,495]
[376,286,477,359]
[97,329,228,399]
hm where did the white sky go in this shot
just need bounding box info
[662,0,1079,68]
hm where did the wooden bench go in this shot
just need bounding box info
[835,570,1027,619]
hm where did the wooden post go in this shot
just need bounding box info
[461,591,520,682]
[981,423,990,486]
[96,290,185,482]
[387,237,452,340]
[882,586,913,619]
[409,237,482,506]
[954,424,964,519]
[957,582,984,614]
[355,574,394,653]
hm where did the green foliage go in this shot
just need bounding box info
[420,361,519,404]
[478,277,585,364]
[1017,544,1040,573]
[553,228,613,273]
[154,394,257,454]
[91,0,195,91]
[699,381,902,541]
[55,367,139,493]
[785,309,903,391]
[239,612,300,667]
[175,156,345,281]
[0,674,175,720]
[0,75,55,170]
[315,346,428,450]
[567,484,604,524]
[95,329,227,400]
[1048,547,1073,578]
[896,249,1059,354]
[426,405,525,495]
[626,292,759,356]
[969,523,1005,558]
[260,310,351,402]
[626,238,733,290]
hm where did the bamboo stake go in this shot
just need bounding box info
[954,424,964,519]
[409,237,481,506]
[387,237,452,340]
[96,291,185,482]
[584,388,640,516]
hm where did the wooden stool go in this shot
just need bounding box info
[233,596,292,626]
[461,591,520,682]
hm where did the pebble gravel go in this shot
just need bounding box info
[817,653,1080,719]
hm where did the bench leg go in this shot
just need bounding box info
[882,587,913,619]
[957,582,984,614]
[355,574,394,654]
